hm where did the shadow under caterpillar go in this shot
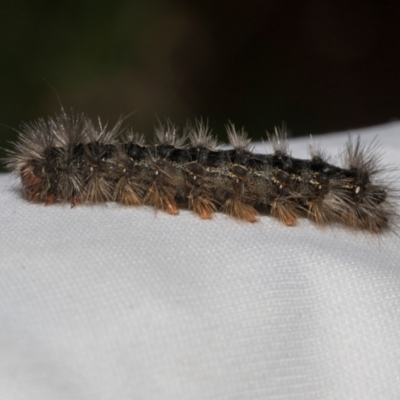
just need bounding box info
[5,110,399,233]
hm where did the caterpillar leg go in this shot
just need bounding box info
[271,200,299,226]
[145,184,179,215]
[190,196,216,220]
[222,198,259,223]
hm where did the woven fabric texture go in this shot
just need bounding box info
[1,123,400,400]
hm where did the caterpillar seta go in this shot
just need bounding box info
[4,109,399,233]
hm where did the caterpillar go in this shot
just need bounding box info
[4,110,399,233]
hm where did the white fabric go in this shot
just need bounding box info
[1,123,400,400]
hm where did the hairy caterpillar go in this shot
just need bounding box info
[5,110,399,233]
